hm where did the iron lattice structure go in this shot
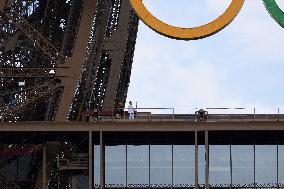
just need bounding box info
[0,0,139,122]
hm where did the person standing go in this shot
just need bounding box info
[128,101,135,119]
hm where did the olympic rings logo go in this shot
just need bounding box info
[130,0,284,40]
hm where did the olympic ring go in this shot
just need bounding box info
[263,0,284,28]
[130,0,245,40]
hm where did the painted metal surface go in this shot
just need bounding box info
[263,0,284,27]
[130,0,244,40]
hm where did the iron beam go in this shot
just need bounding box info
[55,0,97,122]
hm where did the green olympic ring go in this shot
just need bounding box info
[263,0,284,27]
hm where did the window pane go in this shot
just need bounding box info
[127,145,149,186]
[232,145,254,185]
[279,146,284,184]
[173,145,195,185]
[105,145,126,185]
[150,145,172,185]
[255,145,277,185]
[94,145,100,187]
[198,145,205,185]
[209,145,230,186]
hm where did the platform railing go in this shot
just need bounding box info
[114,108,175,123]
[93,183,283,189]
[88,108,284,123]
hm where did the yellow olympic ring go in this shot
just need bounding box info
[130,0,245,40]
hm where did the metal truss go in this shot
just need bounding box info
[0,79,63,121]
[0,0,139,122]
[0,131,90,189]
[1,1,65,66]
[68,0,139,120]
[0,67,59,78]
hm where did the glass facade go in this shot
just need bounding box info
[105,145,126,185]
[232,145,254,185]
[209,145,230,186]
[279,146,284,185]
[173,145,195,185]
[255,145,277,185]
[94,145,100,187]
[127,145,149,186]
[150,145,172,185]
[198,145,205,186]
[94,131,284,188]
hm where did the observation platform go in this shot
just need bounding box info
[1,113,284,132]
[1,114,284,189]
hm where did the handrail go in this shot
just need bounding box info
[113,108,175,123]
[84,107,284,123]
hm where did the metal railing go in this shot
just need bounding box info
[93,183,284,189]
[86,107,284,123]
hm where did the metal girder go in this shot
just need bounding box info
[0,1,6,12]
[0,68,58,78]
[101,0,139,111]
[68,0,139,121]
[55,0,98,122]
[0,67,68,78]
[69,0,113,120]
[1,1,66,66]
[0,0,139,122]
[0,79,63,120]
[2,15,65,66]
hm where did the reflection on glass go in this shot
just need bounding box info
[209,145,230,186]
[232,145,254,185]
[255,145,277,185]
[279,146,284,184]
[105,145,126,185]
[94,145,100,187]
[127,145,149,186]
[198,145,205,185]
[150,145,172,185]
[173,145,195,185]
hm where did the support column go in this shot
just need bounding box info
[230,145,232,188]
[55,0,97,121]
[43,144,47,189]
[101,0,133,111]
[100,131,105,189]
[195,131,199,189]
[89,131,93,189]
[205,131,209,189]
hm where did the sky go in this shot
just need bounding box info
[126,0,284,114]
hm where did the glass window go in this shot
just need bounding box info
[255,145,277,185]
[94,145,100,187]
[127,145,149,186]
[198,145,205,186]
[209,145,230,186]
[173,145,195,185]
[150,145,172,185]
[231,145,254,185]
[105,145,126,186]
[279,146,284,184]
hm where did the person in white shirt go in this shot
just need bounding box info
[128,101,135,119]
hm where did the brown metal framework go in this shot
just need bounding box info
[0,0,139,122]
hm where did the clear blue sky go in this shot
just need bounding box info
[127,0,284,114]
